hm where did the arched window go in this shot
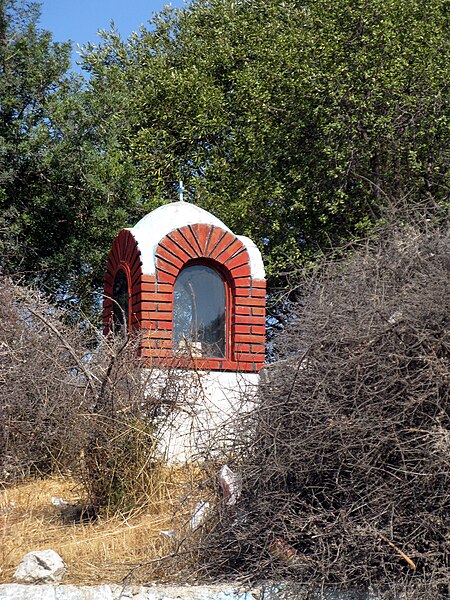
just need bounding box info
[173,264,226,358]
[113,269,129,332]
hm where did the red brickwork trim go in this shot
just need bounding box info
[103,229,145,335]
[104,224,266,372]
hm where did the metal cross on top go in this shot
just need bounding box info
[178,180,185,202]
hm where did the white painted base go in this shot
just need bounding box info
[146,369,259,463]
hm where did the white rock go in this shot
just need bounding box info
[54,585,113,600]
[13,550,66,584]
[0,583,56,599]
[218,465,242,506]
[51,497,69,507]
[0,585,262,600]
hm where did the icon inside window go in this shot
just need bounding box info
[173,264,226,358]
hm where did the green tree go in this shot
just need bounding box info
[2,0,449,320]
[82,0,450,297]
[0,2,140,318]
[0,0,71,271]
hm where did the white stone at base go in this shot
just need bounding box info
[0,583,384,599]
[0,583,258,600]
[13,550,66,585]
[146,369,260,464]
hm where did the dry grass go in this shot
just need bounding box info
[0,467,203,585]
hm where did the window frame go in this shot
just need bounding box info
[172,258,233,361]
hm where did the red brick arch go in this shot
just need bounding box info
[103,229,142,334]
[103,223,266,372]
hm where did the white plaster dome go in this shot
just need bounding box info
[128,201,265,279]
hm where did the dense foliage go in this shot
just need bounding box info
[82,0,450,291]
[0,1,139,317]
[1,0,449,316]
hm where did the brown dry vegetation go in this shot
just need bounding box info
[0,278,215,584]
[0,279,193,511]
[1,222,449,597]
[198,225,450,599]
[0,467,202,585]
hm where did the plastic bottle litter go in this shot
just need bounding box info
[51,497,69,506]
[190,500,210,530]
[218,464,242,506]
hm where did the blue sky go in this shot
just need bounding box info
[39,0,185,68]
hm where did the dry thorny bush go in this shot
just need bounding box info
[0,278,189,514]
[194,226,449,598]
[1,224,449,596]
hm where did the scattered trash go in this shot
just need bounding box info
[268,537,298,562]
[190,500,210,530]
[51,496,69,506]
[160,529,176,538]
[388,310,403,325]
[218,464,241,506]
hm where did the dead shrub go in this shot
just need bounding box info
[79,335,190,514]
[198,226,449,598]
[0,278,185,514]
[0,280,89,479]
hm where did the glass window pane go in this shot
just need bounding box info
[173,265,226,358]
[113,269,129,332]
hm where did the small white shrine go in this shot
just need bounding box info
[103,199,266,460]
